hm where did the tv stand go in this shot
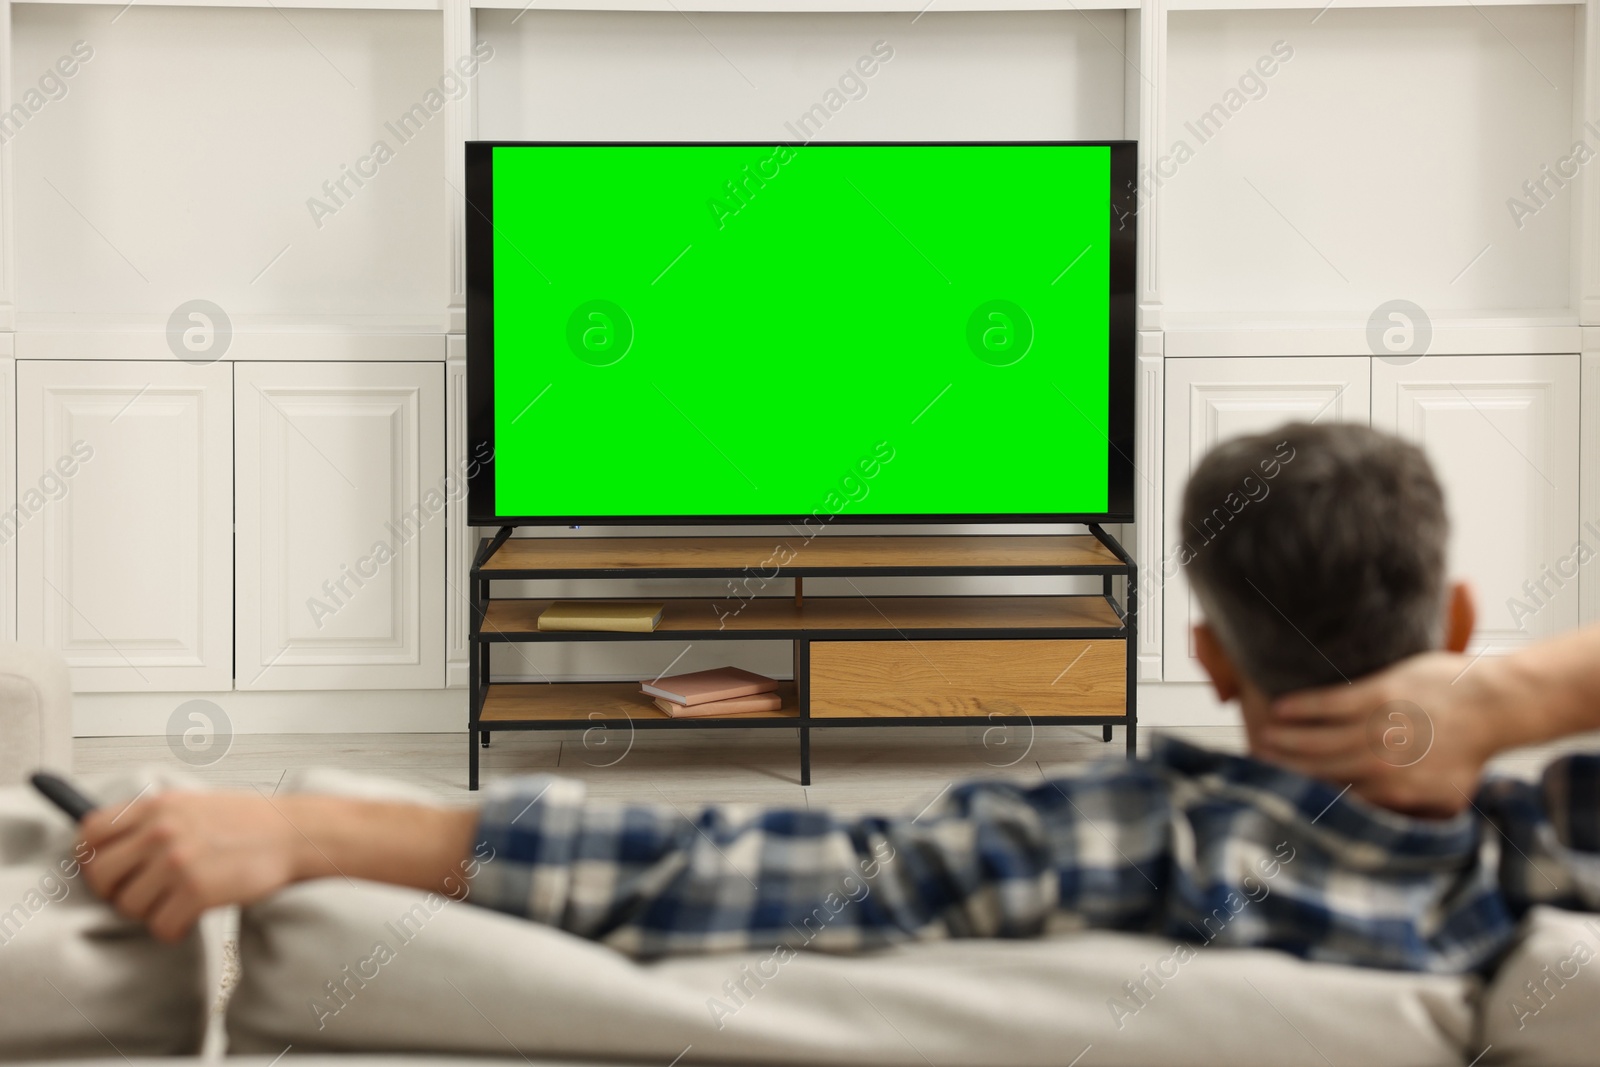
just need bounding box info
[467,528,1137,790]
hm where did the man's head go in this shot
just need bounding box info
[1180,422,1474,741]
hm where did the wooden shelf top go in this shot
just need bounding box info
[481,681,800,723]
[481,595,1124,637]
[477,534,1122,575]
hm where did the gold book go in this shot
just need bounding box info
[537,600,665,632]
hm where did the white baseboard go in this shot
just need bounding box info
[1135,681,1234,729]
[73,688,468,737]
[70,682,1231,736]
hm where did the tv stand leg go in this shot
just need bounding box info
[1125,721,1137,759]
[475,526,515,569]
[469,729,481,791]
[800,726,811,787]
[481,731,491,748]
[1102,724,1113,743]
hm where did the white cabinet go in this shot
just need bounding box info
[1161,353,1584,683]
[1161,357,1372,682]
[235,362,445,690]
[1373,355,1581,656]
[16,361,234,692]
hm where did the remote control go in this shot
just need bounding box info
[30,772,99,823]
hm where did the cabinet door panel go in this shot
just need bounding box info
[17,361,233,691]
[1373,354,1581,655]
[1162,357,1371,682]
[236,362,444,690]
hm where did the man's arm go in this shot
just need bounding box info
[81,792,477,943]
[82,764,1172,954]
[1261,623,1600,815]
[466,768,1170,957]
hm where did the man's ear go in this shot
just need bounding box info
[1193,623,1240,703]
[1444,581,1476,654]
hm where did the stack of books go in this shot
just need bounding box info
[640,666,782,718]
[536,601,664,632]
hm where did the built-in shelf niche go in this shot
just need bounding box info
[1158,5,1577,321]
[474,9,1134,141]
[11,4,450,331]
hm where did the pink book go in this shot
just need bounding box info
[652,692,784,718]
[640,666,779,706]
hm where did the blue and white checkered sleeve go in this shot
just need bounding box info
[1543,754,1600,855]
[466,765,1172,958]
[1478,755,1600,914]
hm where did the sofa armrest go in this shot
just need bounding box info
[0,642,72,787]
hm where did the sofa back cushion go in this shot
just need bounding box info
[1480,906,1600,1065]
[0,775,208,1059]
[229,875,1476,1066]
[0,641,72,789]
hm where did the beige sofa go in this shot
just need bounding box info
[0,641,72,788]
[1,642,1594,1065]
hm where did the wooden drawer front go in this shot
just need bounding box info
[808,639,1125,718]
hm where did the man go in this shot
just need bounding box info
[1263,618,1600,816]
[80,423,1600,973]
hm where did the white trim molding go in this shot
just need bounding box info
[1582,333,1600,626]
[1135,334,1164,680]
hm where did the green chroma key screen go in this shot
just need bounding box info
[476,142,1126,523]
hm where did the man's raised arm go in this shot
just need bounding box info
[1262,622,1600,815]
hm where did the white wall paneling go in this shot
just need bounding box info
[1161,7,1576,322]
[1161,315,1584,358]
[1135,335,1164,679]
[1161,356,1371,682]
[1373,353,1582,655]
[443,0,475,333]
[1578,0,1600,320]
[72,687,466,738]
[1582,340,1600,626]
[30,0,447,8]
[235,361,445,690]
[15,331,448,362]
[1136,0,1165,330]
[472,0,1139,9]
[0,2,1595,730]
[476,10,1132,142]
[442,0,474,685]
[10,5,449,333]
[445,346,471,688]
[1168,0,1580,7]
[0,0,15,333]
[16,360,234,691]
[0,355,15,643]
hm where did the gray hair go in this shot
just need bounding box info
[1179,422,1449,697]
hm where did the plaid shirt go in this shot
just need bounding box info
[468,738,1600,973]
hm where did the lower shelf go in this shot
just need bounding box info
[480,680,801,724]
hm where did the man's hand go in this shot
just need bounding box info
[81,791,305,943]
[1261,651,1503,817]
[80,790,483,944]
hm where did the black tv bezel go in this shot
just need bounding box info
[465,139,1137,527]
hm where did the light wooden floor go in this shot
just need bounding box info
[72,725,1244,813]
[72,723,1598,814]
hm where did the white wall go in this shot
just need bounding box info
[11,5,449,331]
[477,10,1130,142]
[3,1,1595,733]
[1160,6,1576,318]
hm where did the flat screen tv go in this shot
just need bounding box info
[466,141,1135,526]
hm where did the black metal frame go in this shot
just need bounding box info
[464,140,1137,527]
[467,527,1137,790]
